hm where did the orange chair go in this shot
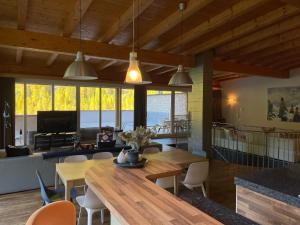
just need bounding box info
[25,200,76,225]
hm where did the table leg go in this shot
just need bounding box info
[173,175,179,196]
[65,181,73,201]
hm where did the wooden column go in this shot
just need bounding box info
[202,51,214,158]
[188,51,213,157]
[134,85,147,128]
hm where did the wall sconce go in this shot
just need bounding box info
[227,94,237,107]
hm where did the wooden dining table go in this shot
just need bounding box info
[56,149,208,201]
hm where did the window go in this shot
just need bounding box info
[175,91,188,118]
[15,83,24,145]
[147,90,171,134]
[26,84,52,144]
[80,87,100,128]
[101,88,116,127]
[121,89,134,131]
[54,85,76,111]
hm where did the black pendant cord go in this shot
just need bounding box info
[180,4,184,66]
[132,0,135,52]
[79,0,82,54]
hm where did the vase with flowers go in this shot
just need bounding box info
[119,126,156,152]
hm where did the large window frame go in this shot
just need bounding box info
[15,79,190,145]
[146,87,189,136]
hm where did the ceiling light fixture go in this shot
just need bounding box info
[124,0,152,84]
[64,0,98,80]
[168,2,193,86]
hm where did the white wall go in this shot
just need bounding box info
[221,68,300,130]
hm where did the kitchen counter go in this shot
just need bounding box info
[235,165,300,224]
[235,165,300,208]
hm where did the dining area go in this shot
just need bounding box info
[28,148,212,225]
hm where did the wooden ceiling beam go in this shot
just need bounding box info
[212,59,289,78]
[17,0,29,30]
[157,0,273,52]
[216,14,300,56]
[184,5,298,54]
[16,48,23,64]
[156,67,177,75]
[146,65,164,73]
[46,53,59,66]
[98,0,154,43]
[97,60,118,71]
[137,0,213,47]
[0,27,195,67]
[0,63,171,85]
[225,26,300,59]
[281,0,300,9]
[63,0,94,37]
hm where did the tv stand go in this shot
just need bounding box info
[34,132,76,151]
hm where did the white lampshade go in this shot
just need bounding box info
[64,51,98,80]
[125,51,152,84]
[168,65,193,86]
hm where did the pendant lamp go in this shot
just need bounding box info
[124,0,152,84]
[169,2,193,86]
[64,0,97,80]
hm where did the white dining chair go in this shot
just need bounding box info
[182,161,209,197]
[143,147,160,154]
[76,188,106,225]
[64,155,88,163]
[156,176,174,189]
[93,152,113,159]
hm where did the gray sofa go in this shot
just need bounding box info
[0,150,57,194]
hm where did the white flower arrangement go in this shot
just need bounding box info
[119,126,157,151]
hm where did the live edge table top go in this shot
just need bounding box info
[84,152,221,225]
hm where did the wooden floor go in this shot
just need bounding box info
[0,160,257,225]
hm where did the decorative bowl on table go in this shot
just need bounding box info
[113,149,147,168]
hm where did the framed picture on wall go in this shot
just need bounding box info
[267,87,300,123]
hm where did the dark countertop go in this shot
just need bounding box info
[178,187,258,225]
[235,164,300,208]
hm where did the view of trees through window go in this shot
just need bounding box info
[121,89,134,131]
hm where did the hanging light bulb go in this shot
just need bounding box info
[124,0,152,84]
[64,0,98,80]
[168,2,193,86]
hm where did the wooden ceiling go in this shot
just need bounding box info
[0,0,300,84]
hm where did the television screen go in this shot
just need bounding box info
[37,111,77,133]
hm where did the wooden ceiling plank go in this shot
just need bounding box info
[213,59,289,78]
[281,0,300,9]
[258,48,300,67]
[216,14,300,56]
[239,38,300,64]
[226,26,300,58]
[46,53,59,66]
[137,0,213,47]
[63,0,94,37]
[17,0,29,30]
[157,0,272,52]
[98,0,154,43]
[184,5,299,54]
[16,48,23,64]
[0,28,195,67]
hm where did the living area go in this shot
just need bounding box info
[1,0,300,225]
